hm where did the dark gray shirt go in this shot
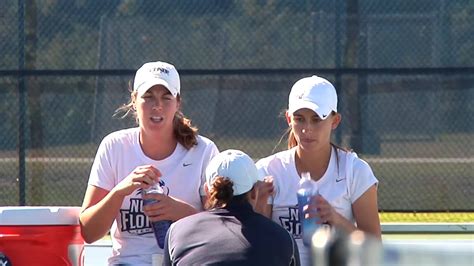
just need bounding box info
[163,201,300,266]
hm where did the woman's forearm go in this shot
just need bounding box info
[80,189,124,243]
[332,213,358,233]
[254,202,272,218]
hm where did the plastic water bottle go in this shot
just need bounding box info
[142,182,171,249]
[297,172,320,246]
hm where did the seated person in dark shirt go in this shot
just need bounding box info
[162,149,300,266]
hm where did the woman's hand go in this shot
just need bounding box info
[80,165,160,244]
[253,176,274,217]
[255,176,275,204]
[112,165,161,198]
[306,195,343,226]
[143,193,198,222]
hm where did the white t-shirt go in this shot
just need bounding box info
[88,127,219,266]
[256,147,378,266]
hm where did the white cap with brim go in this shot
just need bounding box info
[133,61,180,98]
[288,75,338,120]
[205,149,262,196]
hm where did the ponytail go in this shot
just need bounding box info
[173,109,198,150]
[205,176,234,209]
[205,176,249,210]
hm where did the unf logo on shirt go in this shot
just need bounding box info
[120,198,153,235]
[279,206,302,239]
[119,180,170,235]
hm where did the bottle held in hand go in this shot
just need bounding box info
[142,181,171,249]
[297,172,320,246]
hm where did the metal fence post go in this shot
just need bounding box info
[17,0,26,206]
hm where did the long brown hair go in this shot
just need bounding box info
[115,83,198,150]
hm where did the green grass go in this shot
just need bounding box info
[372,161,473,211]
[380,212,474,223]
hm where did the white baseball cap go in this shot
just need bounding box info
[133,61,180,98]
[205,149,262,196]
[288,75,338,120]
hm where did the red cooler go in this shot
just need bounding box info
[0,206,84,266]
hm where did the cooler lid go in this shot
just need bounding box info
[0,206,81,225]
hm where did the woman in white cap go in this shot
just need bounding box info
[163,149,300,266]
[79,61,219,265]
[255,75,381,265]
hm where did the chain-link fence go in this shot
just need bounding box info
[1,1,473,219]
